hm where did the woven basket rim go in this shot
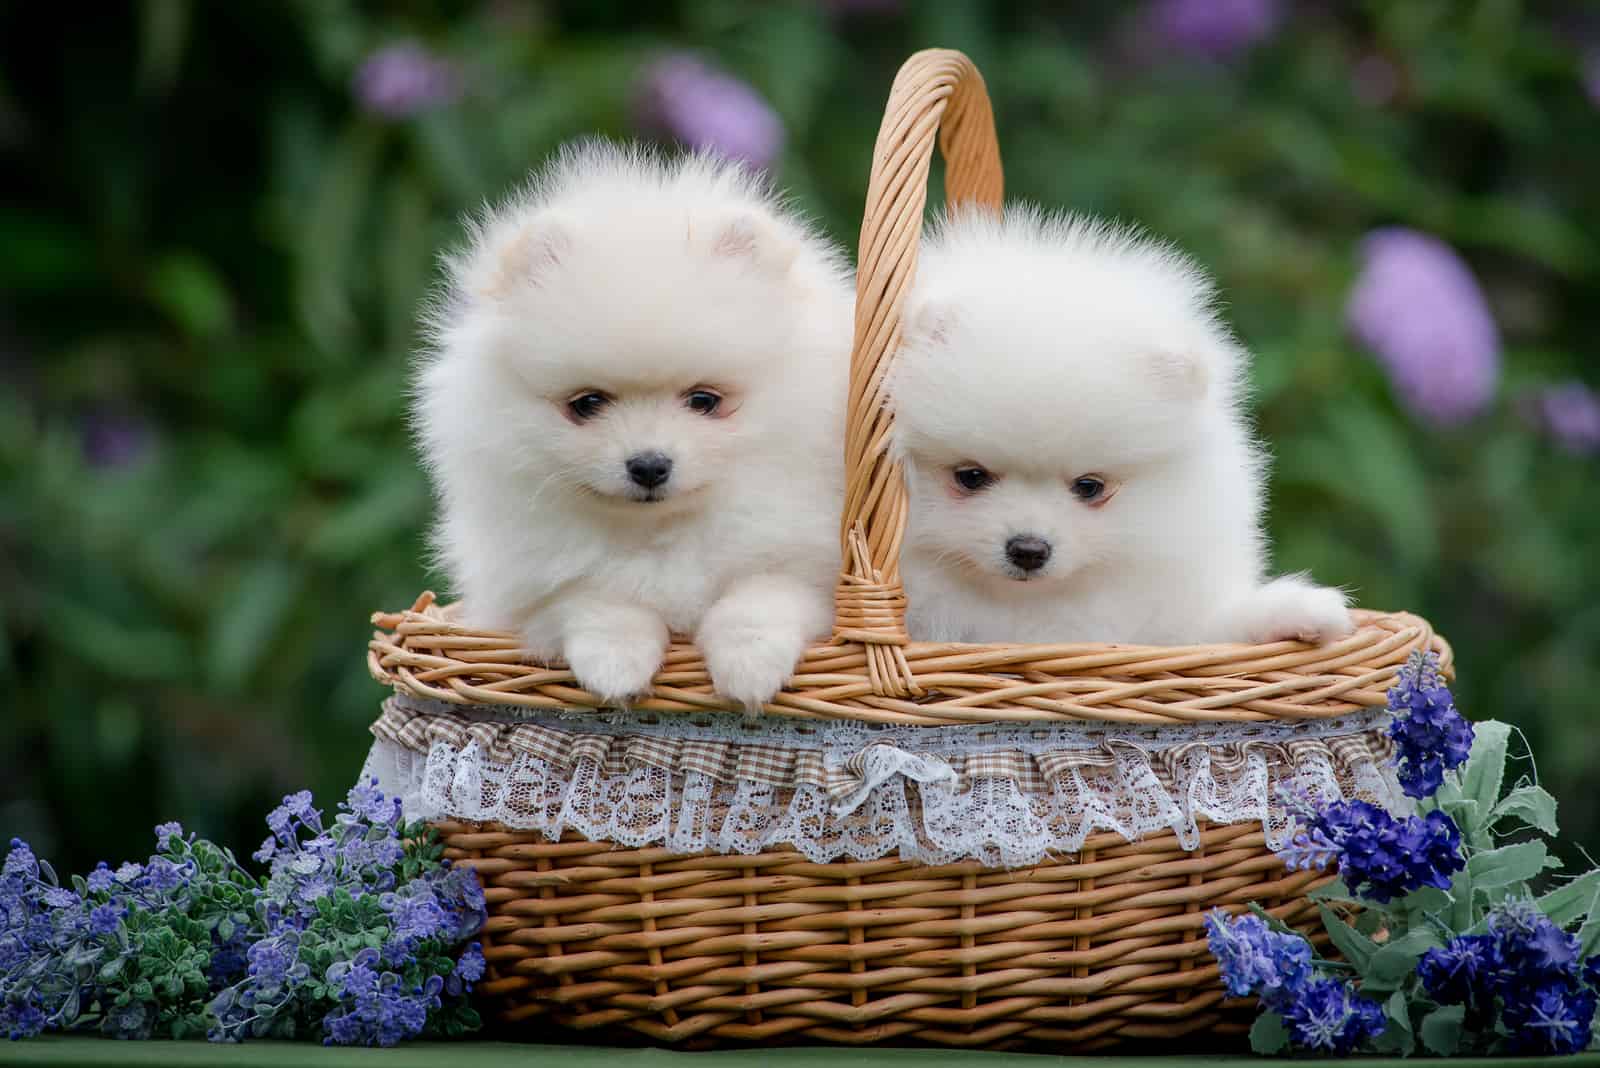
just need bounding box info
[369,593,1450,726]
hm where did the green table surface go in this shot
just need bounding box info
[6,1040,1600,1068]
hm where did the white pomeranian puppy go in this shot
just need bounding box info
[890,207,1354,646]
[416,141,853,708]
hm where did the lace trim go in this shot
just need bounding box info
[361,704,1406,868]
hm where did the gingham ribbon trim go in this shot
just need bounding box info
[370,697,1394,811]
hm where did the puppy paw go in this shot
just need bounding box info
[564,633,663,705]
[1235,576,1356,645]
[700,625,807,714]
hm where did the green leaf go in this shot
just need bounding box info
[1369,928,1443,986]
[1384,989,1416,1056]
[1249,1011,1291,1055]
[1577,889,1600,959]
[1535,869,1600,927]
[1421,1004,1466,1056]
[1466,840,1549,892]
[1319,905,1376,970]
[1490,785,1559,836]
[1459,720,1513,814]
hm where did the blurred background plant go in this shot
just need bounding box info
[2,0,1596,875]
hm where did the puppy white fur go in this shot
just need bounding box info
[891,207,1353,646]
[417,141,853,708]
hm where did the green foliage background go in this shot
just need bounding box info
[2,2,1596,874]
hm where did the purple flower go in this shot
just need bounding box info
[1203,910,1314,1007]
[1386,651,1473,799]
[4,840,37,879]
[635,54,784,170]
[81,409,151,469]
[87,903,122,935]
[1280,799,1463,904]
[1282,976,1387,1054]
[1522,381,1600,456]
[140,856,189,894]
[252,837,276,865]
[1504,982,1597,1055]
[456,942,485,983]
[1346,228,1501,426]
[352,42,461,120]
[113,862,143,885]
[40,887,76,909]
[1138,0,1283,60]
[85,864,113,894]
[1420,935,1500,1009]
[1585,955,1600,990]
[153,822,184,850]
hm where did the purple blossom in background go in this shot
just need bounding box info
[353,42,461,120]
[1346,228,1501,426]
[1139,0,1283,59]
[81,410,150,469]
[1522,381,1600,456]
[635,54,784,170]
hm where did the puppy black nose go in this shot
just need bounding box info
[625,451,673,489]
[1005,535,1052,573]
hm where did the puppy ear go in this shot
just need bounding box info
[907,296,957,348]
[1144,349,1209,401]
[485,214,573,297]
[706,210,797,276]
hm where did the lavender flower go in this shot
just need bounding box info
[87,903,123,935]
[85,864,114,894]
[352,42,461,120]
[1280,799,1463,904]
[1417,900,1598,1052]
[1386,651,1473,799]
[1522,381,1600,456]
[1138,0,1283,60]
[1346,228,1501,426]
[1505,983,1597,1055]
[1419,934,1499,1010]
[1282,976,1387,1054]
[1203,910,1314,1007]
[635,54,783,169]
[154,822,185,851]
[81,409,151,469]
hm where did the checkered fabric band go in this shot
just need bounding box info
[370,695,1395,810]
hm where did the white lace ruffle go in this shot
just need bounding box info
[360,701,1405,868]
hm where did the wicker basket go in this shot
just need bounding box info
[367,49,1453,1049]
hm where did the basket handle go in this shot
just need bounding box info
[831,49,1003,696]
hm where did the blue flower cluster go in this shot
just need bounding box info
[1279,799,1464,904]
[1418,899,1600,1055]
[1386,651,1474,799]
[2,780,486,1047]
[210,780,487,1047]
[1205,910,1385,1054]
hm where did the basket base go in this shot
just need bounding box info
[440,820,1329,1050]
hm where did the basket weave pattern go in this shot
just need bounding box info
[369,49,1452,1047]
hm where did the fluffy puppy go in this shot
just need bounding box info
[890,207,1353,646]
[417,141,853,708]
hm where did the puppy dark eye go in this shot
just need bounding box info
[685,389,722,416]
[953,465,995,493]
[567,392,611,422]
[1070,476,1106,502]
